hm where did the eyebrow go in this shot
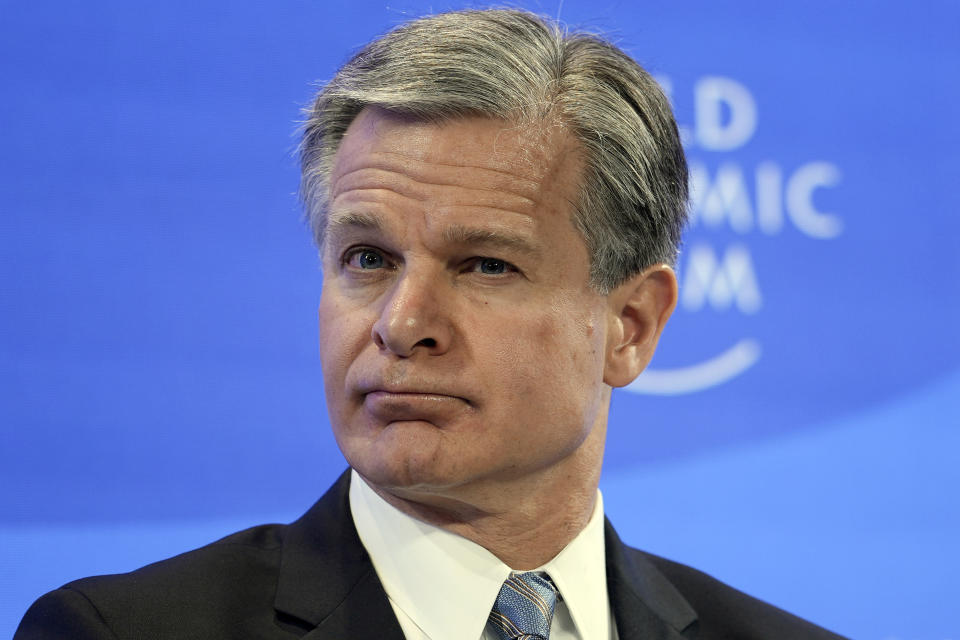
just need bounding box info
[324,211,385,247]
[325,212,539,258]
[441,224,540,257]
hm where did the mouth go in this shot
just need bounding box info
[357,380,471,403]
[362,390,472,423]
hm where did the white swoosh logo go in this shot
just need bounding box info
[624,339,762,396]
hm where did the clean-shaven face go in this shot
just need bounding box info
[317,107,616,503]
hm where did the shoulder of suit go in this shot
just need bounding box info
[64,524,286,598]
[626,547,849,639]
[16,523,291,640]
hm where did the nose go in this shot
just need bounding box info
[371,270,452,357]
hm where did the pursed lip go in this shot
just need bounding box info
[363,389,471,406]
[356,381,471,405]
[359,385,473,423]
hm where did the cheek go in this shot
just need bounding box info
[317,293,368,387]
[489,305,605,415]
[317,299,341,370]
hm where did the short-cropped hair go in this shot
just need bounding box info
[300,8,688,293]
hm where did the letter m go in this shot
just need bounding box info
[681,244,762,314]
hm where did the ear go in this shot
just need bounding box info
[603,264,678,388]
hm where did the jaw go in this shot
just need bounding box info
[349,390,610,521]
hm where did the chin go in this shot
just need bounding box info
[352,450,495,503]
[346,440,443,490]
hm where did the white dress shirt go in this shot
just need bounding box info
[349,469,618,640]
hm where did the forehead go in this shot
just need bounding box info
[327,107,584,223]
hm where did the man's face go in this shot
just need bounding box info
[318,108,617,502]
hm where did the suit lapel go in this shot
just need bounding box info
[605,519,698,640]
[272,473,697,640]
[274,470,406,640]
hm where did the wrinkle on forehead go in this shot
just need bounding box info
[323,108,586,260]
[330,107,583,207]
[331,165,540,218]
[332,153,540,206]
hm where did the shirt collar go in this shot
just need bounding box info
[349,469,610,640]
[538,489,611,640]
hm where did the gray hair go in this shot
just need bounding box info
[300,8,687,293]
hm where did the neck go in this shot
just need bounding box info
[367,423,606,570]
[374,474,600,569]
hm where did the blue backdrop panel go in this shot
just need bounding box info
[2,2,958,638]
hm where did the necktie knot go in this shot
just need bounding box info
[488,572,559,640]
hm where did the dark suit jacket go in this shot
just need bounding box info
[16,471,847,639]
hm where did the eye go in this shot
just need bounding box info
[469,257,516,275]
[344,247,387,270]
[478,258,506,274]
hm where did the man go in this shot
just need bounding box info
[17,9,845,639]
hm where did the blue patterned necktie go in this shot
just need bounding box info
[487,572,560,640]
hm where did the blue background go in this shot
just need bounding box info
[2,2,958,638]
